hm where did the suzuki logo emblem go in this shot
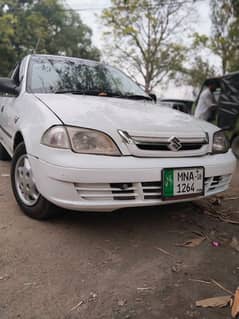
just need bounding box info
[168,136,182,152]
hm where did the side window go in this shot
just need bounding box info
[9,57,28,86]
[29,59,62,93]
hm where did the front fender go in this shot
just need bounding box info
[14,94,62,157]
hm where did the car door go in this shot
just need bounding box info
[0,85,6,147]
[217,73,239,130]
[0,58,27,154]
[0,64,20,153]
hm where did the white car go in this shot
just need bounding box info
[0,54,236,220]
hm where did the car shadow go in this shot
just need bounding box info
[46,201,204,239]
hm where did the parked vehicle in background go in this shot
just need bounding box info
[195,73,239,158]
[0,54,236,220]
[159,99,194,114]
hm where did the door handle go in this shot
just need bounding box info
[1,105,4,112]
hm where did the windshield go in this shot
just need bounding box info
[27,56,148,99]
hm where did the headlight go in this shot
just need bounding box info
[212,131,229,154]
[41,126,70,149]
[67,127,121,155]
[41,126,121,156]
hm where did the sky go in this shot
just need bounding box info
[66,0,212,99]
[66,0,111,47]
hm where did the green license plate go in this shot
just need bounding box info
[162,167,204,200]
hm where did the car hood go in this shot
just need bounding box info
[35,94,215,136]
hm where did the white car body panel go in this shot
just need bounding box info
[0,54,237,212]
[35,93,202,132]
[28,150,235,211]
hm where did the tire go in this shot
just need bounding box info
[0,143,11,161]
[11,142,54,220]
[231,135,239,159]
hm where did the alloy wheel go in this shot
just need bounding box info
[14,154,40,206]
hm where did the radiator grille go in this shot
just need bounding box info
[133,137,207,152]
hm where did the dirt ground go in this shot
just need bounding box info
[0,160,239,319]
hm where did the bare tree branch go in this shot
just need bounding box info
[101,0,194,91]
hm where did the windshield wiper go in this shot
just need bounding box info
[55,89,123,97]
[55,89,97,95]
[54,89,151,101]
[123,94,152,101]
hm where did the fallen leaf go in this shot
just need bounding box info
[176,236,206,248]
[230,237,239,253]
[118,299,126,306]
[196,295,231,308]
[171,265,180,273]
[0,275,9,281]
[171,261,183,273]
[232,287,239,318]
[88,292,97,301]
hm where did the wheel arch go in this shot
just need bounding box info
[13,131,25,151]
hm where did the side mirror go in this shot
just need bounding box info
[0,78,20,96]
[149,93,157,103]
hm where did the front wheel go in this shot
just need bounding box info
[231,135,239,159]
[11,142,54,220]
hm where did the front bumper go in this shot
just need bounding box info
[29,150,237,212]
